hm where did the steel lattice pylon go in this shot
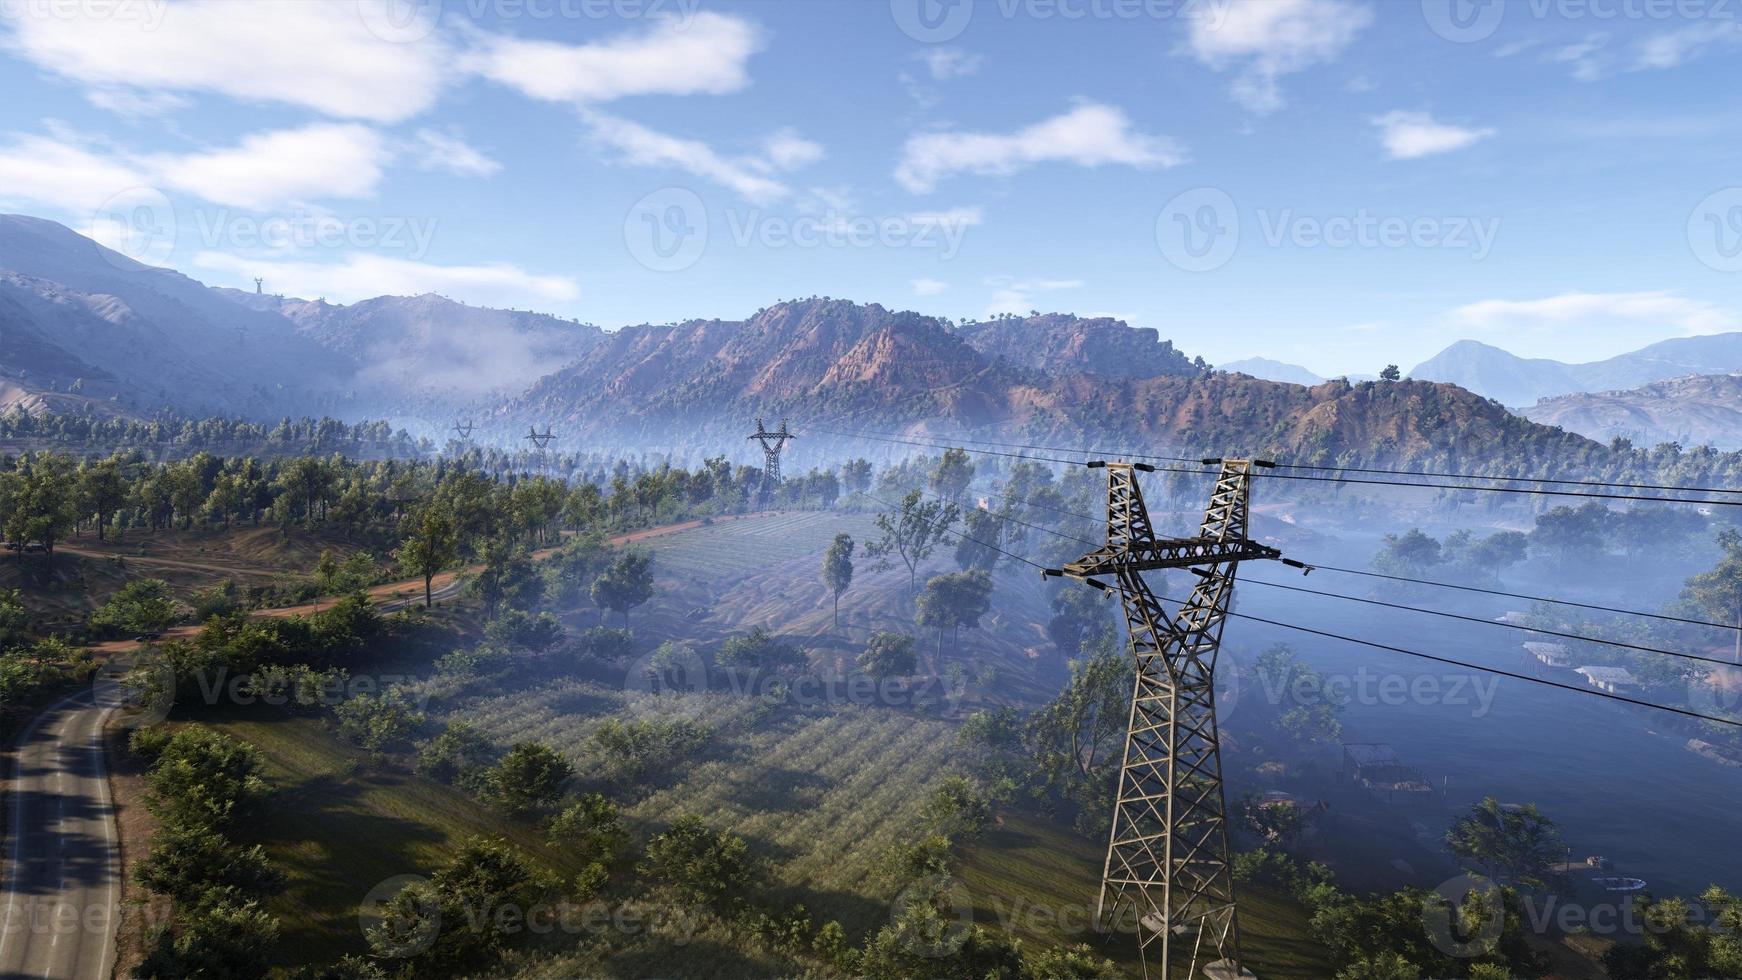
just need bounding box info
[1052,460,1282,980]
[748,418,794,500]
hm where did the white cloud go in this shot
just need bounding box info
[0,124,393,217]
[410,130,502,178]
[1450,291,1740,336]
[1372,111,1494,160]
[918,47,982,81]
[0,0,446,122]
[0,133,146,214]
[759,129,826,172]
[580,111,813,203]
[192,251,579,307]
[905,206,983,232]
[983,276,1083,318]
[912,277,949,296]
[1186,0,1371,113]
[464,12,760,104]
[1634,20,1742,70]
[153,124,387,210]
[896,103,1182,193]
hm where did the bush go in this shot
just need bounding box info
[133,823,285,904]
[639,815,756,915]
[591,717,707,783]
[334,691,425,752]
[547,793,628,864]
[483,742,572,816]
[416,722,497,785]
[484,610,565,652]
[716,627,804,672]
[90,578,179,636]
[570,626,634,663]
[144,727,268,833]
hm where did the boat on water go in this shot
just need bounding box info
[1592,876,1648,892]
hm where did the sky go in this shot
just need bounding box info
[0,0,1739,377]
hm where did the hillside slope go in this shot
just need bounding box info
[1522,373,1742,449]
[1411,334,1742,406]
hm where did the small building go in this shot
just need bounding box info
[1524,642,1573,668]
[1576,666,1639,693]
[1341,743,1433,794]
[1496,611,1531,625]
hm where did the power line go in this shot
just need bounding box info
[860,491,1052,572]
[1301,562,1741,633]
[875,476,1102,550]
[834,425,1742,499]
[1241,576,1740,670]
[1202,602,1742,730]
[823,425,1742,508]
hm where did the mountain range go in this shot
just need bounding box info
[0,214,603,424]
[1408,336,1742,407]
[0,212,1698,465]
[1521,373,1742,450]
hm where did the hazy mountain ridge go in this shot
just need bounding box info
[508,297,1604,466]
[1411,335,1742,406]
[1522,373,1742,450]
[0,215,603,425]
[1217,357,1326,386]
[955,314,1199,379]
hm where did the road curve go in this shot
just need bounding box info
[1,509,775,978]
[0,692,118,980]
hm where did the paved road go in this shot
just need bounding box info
[0,692,117,980]
[1,511,775,978]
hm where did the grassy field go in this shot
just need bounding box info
[956,811,1333,979]
[199,707,592,967]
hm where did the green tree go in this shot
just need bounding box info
[590,547,655,626]
[821,532,854,628]
[857,631,917,679]
[1027,634,1132,834]
[929,447,976,504]
[144,727,268,833]
[133,823,285,903]
[90,578,178,635]
[639,815,756,915]
[916,570,993,660]
[954,507,1005,571]
[1445,796,1566,889]
[866,490,959,593]
[547,793,629,865]
[1379,364,1402,382]
[485,742,572,816]
[398,504,458,609]
[1371,528,1442,577]
[1683,527,1742,662]
[921,775,990,841]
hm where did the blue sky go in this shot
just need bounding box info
[0,0,1739,376]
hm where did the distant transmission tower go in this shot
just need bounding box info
[747,418,794,501]
[525,425,555,470]
[1048,459,1292,980]
[253,277,264,294]
[452,417,474,443]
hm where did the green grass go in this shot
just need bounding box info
[200,708,592,967]
[956,811,1335,979]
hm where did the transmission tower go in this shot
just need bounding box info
[1047,459,1287,980]
[747,418,794,500]
[452,417,474,443]
[525,425,555,471]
